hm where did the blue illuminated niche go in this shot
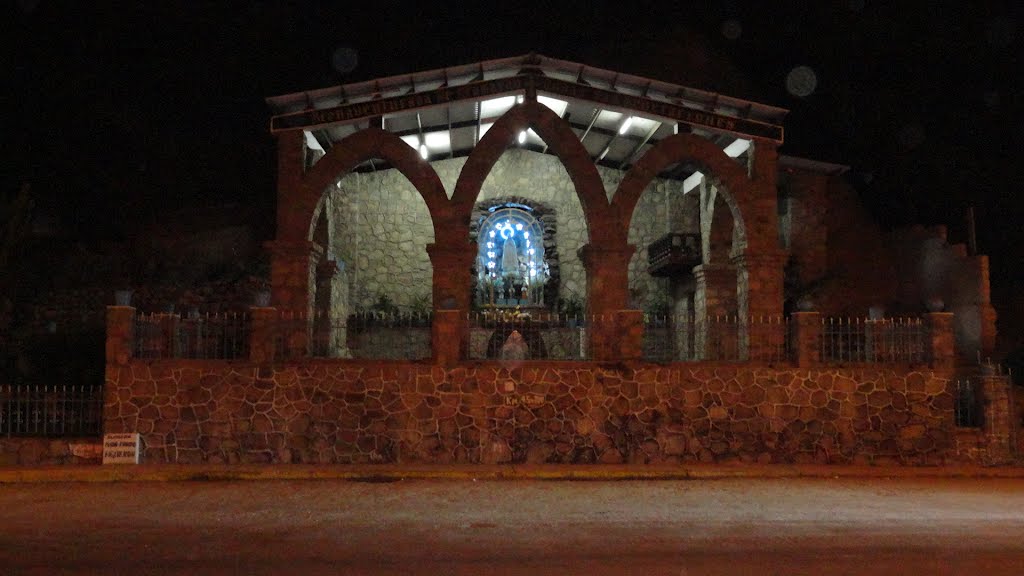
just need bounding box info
[476,205,549,306]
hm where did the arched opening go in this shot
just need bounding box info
[321,162,436,359]
[458,129,597,358]
[614,134,762,361]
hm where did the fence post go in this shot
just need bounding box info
[157,313,179,358]
[978,372,1015,464]
[105,305,136,365]
[790,311,821,367]
[617,310,644,361]
[432,310,463,365]
[249,307,277,363]
[926,312,955,368]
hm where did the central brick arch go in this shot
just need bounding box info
[279,127,452,245]
[451,101,612,241]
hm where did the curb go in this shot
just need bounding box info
[3,464,1024,484]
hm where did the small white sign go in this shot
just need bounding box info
[102,433,141,464]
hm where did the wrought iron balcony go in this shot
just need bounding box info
[647,233,701,277]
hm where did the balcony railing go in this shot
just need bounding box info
[647,232,702,277]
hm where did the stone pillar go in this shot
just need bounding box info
[427,242,475,361]
[692,263,736,360]
[314,259,349,357]
[265,240,324,357]
[926,312,955,369]
[105,306,136,365]
[579,244,634,361]
[617,310,644,361]
[249,307,277,363]
[750,140,779,189]
[274,130,307,242]
[732,251,786,361]
[968,255,998,358]
[156,313,179,358]
[671,288,694,361]
[266,240,323,314]
[432,310,463,366]
[979,374,1014,464]
[791,311,821,367]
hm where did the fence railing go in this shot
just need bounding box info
[644,315,791,363]
[1,384,103,437]
[820,317,926,363]
[954,379,982,428]
[122,309,936,366]
[134,312,249,360]
[271,312,433,361]
[467,312,592,360]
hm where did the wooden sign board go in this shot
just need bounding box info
[102,433,141,464]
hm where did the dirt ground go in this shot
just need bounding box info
[1,477,1023,575]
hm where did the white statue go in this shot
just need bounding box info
[501,236,519,277]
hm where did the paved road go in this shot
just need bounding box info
[1,477,1023,575]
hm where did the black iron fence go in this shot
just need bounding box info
[272,312,433,361]
[1,384,103,437]
[123,309,935,366]
[134,312,249,360]
[467,312,591,360]
[820,317,926,364]
[954,379,982,428]
[644,315,790,363]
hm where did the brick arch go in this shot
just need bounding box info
[611,133,753,252]
[451,101,612,242]
[281,127,451,243]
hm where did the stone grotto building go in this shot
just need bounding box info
[102,55,1017,466]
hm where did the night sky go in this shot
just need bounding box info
[7,2,1022,326]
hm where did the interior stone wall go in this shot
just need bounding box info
[330,172,436,312]
[105,359,974,466]
[329,150,688,313]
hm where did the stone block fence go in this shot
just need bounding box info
[100,306,1018,466]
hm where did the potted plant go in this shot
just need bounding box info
[560,294,584,328]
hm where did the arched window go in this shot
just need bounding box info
[476,204,549,307]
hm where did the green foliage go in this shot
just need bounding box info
[370,292,399,315]
[644,292,671,318]
[409,293,431,315]
[558,294,584,317]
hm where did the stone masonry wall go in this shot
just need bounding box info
[106,360,962,466]
[0,437,102,466]
[329,150,687,312]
